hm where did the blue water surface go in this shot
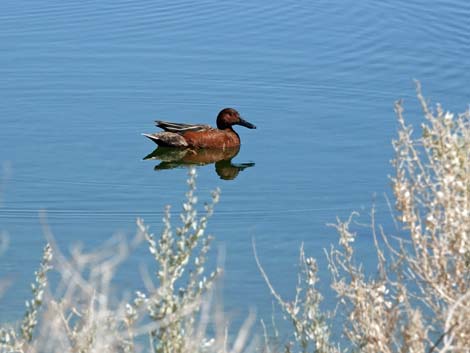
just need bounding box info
[1,0,469,334]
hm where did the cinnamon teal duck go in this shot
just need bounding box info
[143,108,256,148]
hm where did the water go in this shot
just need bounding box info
[1,0,469,331]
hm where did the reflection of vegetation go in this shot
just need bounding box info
[1,87,469,352]
[144,146,255,180]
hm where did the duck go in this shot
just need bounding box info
[143,108,256,148]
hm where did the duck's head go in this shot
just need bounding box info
[216,108,256,130]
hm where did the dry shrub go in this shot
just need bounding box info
[0,169,255,353]
[257,84,469,353]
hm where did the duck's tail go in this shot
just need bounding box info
[142,132,189,147]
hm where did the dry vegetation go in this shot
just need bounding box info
[256,84,469,353]
[1,86,469,352]
[0,170,255,353]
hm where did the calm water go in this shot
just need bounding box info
[1,0,469,329]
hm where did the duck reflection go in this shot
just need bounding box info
[143,146,255,180]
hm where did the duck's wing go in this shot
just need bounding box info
[155,120,213,133]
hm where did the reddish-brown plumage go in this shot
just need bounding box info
[143,108,256,148]
[181,128,241,149]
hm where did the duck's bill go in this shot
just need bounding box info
[238,118,256,129]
